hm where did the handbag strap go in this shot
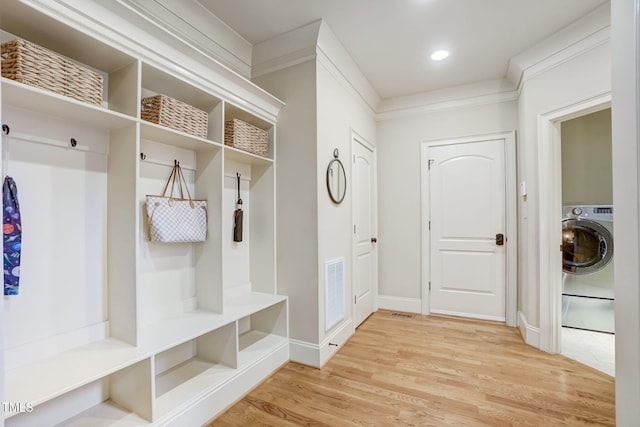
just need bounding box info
[161,162,179,197]
[175,162,193,201]
[170,163,185,200]
[160,161,192,203]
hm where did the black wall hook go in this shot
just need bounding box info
[2,124,9,135]
[70,138,77,148]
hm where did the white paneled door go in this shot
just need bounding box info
[428,138,506,321]
[353,136,376,327]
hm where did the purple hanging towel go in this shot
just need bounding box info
[3,176,21,295]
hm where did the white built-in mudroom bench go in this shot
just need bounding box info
[0,1,288,426]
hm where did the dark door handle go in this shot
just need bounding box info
[496,233,504,246]
[371,237,377,243]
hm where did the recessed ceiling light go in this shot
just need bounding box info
[430,50,449,61]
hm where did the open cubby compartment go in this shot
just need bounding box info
[224,102,275,160]
[137,135,224,336]
[1,0,139,117]
[6,357,153,427]
[223,156,275,300]
[0,106,137,368]
[141,62,224,142]
[153,322,238,420]
[236,299,288,368]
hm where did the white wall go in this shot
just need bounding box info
[253,60,320,344]
[611,0,640,423]
[316,57,376,343]
[253,21,377,365]
[376,101,518,310]
[517,42,611,328]
[561,108,612,205]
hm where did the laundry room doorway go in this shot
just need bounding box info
[538,93,613,377]
[559,108,615,375]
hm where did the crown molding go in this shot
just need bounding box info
[376,79,518,121]
[316,21,380,113]
[507,2,611,91]
[252,20,380,115]
[252,20,321,79]
[376,90,519,122]
[119,0,252,78]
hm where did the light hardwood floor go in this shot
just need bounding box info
[208,310,615,426]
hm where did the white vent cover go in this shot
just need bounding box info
[325,257,344,331]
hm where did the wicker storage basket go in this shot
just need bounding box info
[1,38,103,105]
[141,94,208,139]
[225,118,268,156]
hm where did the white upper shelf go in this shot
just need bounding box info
[140,121,222,151]
[1,79,135,131]
[224,145,274,165]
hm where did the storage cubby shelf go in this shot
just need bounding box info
[57,401,149,427]
[4,338,142,417]
[140,121,222,151]
[224,144,274,165]
[2,1,286,424]
[154,359,236,419]
[138,293,286,355]
[1,78,136,131]
[5,296,287,420]
[139,310,229,355]
[223,292,287,319]
[238,332,289,368]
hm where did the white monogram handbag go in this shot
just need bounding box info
[146,161,207,243]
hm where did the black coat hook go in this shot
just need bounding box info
[2,124,9,135]
[70,138,77,148]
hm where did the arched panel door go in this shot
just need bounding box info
[428,139,506,321]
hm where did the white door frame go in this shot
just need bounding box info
[351,130,379,320]
[537,92,611,353]
[420,131,517,326]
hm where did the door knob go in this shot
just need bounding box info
[495,233,504,246]
[371,237,377,243]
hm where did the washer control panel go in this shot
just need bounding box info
[563,205,613,221]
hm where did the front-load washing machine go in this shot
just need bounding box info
[561,205,614,333]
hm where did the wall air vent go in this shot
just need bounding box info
[325,258,345,331]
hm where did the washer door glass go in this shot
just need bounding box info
[562,218,613,274]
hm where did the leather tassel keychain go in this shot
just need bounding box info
[233,172,243,242]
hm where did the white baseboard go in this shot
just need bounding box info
[377,295,421,314]
[289,318,354,368]
[289,338,321,367]
[319,319,353,367]
[517,310,540,348]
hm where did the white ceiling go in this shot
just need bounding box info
[198,0,609,99]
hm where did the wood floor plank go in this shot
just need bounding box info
[207,311,615,426]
